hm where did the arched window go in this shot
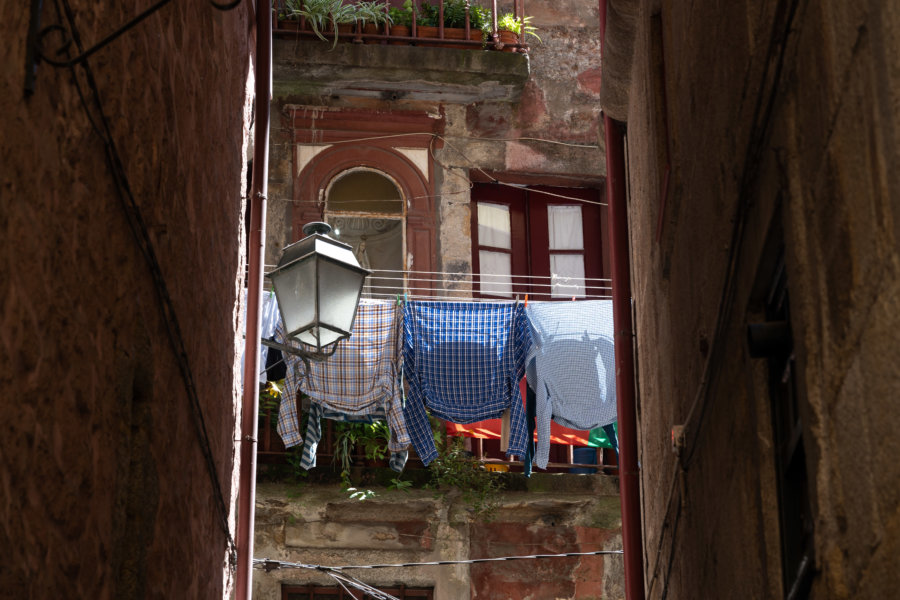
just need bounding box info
[324,168,405,298]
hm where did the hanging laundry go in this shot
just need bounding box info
[402,301,532,465]
[239,289,281,384]
[525,300,617,470]
[300,402,409,472]
[275,299,410,461]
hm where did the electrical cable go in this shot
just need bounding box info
[255,549,624,572]
[50,0,239,568]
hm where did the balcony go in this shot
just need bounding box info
[272,0,531,104]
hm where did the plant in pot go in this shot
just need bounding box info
[387,0,415,43]
[495,12,540,52]
[354,0,392,43]
[290,0,357,48]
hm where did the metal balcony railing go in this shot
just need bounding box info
[272,0,531,52]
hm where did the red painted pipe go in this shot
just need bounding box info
[599,1,646,599]
[236,0,271,597]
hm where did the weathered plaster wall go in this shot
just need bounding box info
[1,2,253,597]
[267,1,606,284]
[621,0,900,597]
[254,476,623,599]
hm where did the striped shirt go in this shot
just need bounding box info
[402,301,532,465]
[275,299,410,458]
[525,300,617,469]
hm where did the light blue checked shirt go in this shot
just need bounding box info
[402,301,532,465]
[300,402,409,472]
[525,300,617,469]
[275,299,410,460]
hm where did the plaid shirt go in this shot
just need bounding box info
[402,301,532,465]
[300,402,409,472]
[275,299,409,455]
[525,300,617,469]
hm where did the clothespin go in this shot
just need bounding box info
[524,294,528,307]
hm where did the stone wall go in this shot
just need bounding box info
[254,476,623,599]
[1,2,254,597]
[620,0,900,597]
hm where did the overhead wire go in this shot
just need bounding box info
[255,549,624,572]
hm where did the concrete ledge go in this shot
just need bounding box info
[274,39,530,103]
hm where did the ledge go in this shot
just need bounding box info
[273,39,530,104]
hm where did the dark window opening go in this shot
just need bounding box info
[763,251,813,600]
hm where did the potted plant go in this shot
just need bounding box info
[289,0,357,48]
[387,0,415,44]
[495,12,540,52]
[354,0,392,44]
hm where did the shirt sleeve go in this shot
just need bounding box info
[275,321,305,448]
[504,304,533,458]
[400,303,439,465]
[299,402,323,470]
[533,360,554,469]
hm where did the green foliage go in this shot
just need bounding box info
[429,436,504,521]
[286,0,357,48]
[359,421,391,461]
[497,12,541,42]
[388,476,413,492]
[468,3,493,35]
[387,0,414,27]
[354,0,392,27]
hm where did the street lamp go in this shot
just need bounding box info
[267,221,371,355]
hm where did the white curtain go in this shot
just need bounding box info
[477,203,511,249]
[548,205,583,249]
[548,205,586,297]
[479,251,513,297]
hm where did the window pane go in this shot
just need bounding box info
[479,250,513,297]
[477,203,511,249]
[550,254,586,298]
[548,205,584,250]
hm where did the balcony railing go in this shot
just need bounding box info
[272,0,531,53]
[258,389,619,476]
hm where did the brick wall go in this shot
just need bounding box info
[1,2,254,597]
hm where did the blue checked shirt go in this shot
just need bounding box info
[276,299,410,458]
[525,300,617,469]
[300,402,409,472]
[402,301,532,465]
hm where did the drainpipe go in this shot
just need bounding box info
[599,1,645,599]
[236,0,271,597]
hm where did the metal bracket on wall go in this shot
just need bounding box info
[23,0,242,97]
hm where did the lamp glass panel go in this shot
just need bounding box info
[317,258,366,334]
[271,258,316,336]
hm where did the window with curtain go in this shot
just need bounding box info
[471,184,606,300]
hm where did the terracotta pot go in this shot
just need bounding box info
[417,26,482,49]
[387,24,410,45]
[497,29,519,52]
[363,23,381,44]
